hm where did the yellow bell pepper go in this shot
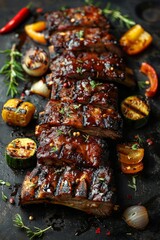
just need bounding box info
[25,21,47,45]
[120,24,152,55]
[2,98,35,127]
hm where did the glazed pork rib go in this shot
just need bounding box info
[20,164,114,216]
[35,125,108,168]
[49,27,122,56]
[49,51,125,84]
[38,100,123,139]
[45,6,110,34]
[46,77,118,110]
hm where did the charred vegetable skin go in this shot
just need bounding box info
[22,47,49,77]
[5,138,37,169]
[120,24,152,55]
[121,96,150,128]
[2,98,35,127]
[117,143,144,174]
[20,164,114,216]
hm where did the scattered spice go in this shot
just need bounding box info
[95,227,101,234]
[29,215,34,221]
[36,8,43,14]
[106,230,111,236]
[146,138,153,146]
[9,197,15,205]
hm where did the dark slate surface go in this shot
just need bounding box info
[0,0,160,239]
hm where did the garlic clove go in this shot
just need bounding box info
[30,80,50,98]
[123,205,149,230]
[22,47,49,77]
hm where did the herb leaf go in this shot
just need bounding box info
[103,3,135,28]
[76,30,84,39]
[76,67,83,75]
[90,80,102,89]
[0,180,11,187]
[131,143,139,150]
[2,191,8,202]
[13,214,52,240]
[128,175,138,191]
[0,44,25,97]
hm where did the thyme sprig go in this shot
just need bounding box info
[0,44,24,97]
[103,3,135,28]
[13,214,52,240]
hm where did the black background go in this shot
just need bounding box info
[0,0,160,239]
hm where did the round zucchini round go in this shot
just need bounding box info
[121,95,150,128]
[5,138,37,169]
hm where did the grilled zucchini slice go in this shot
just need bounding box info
[121,96,150,128]
[5,138,37,169]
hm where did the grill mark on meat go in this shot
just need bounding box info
[45,6,110,34]
[20,165,114,216]
[49,28,122,56]
[38,100,122,139]
[36,126,108,168]
[49,51,125,83]
[46,77,118,110]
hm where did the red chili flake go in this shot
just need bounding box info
[9,197,15,205]
[106,230,111,236]
[36,8,43,13]
[95,227,101,234]
[63,82,68,88]
[20,92,25,99]
[146,138,153,146]
[127,194,132,200]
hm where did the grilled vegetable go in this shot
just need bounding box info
[2,98,35,127]
[121,96,150,128]
[5,138,37,169]
[22,47,49,77]
[25,21,47,44]
[120,24,152,55]
[117,143,144,174]
[140,62,158,98]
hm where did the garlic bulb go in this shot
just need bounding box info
[123,205,149,230]
[22,47,49,77]
[30,80,50,98]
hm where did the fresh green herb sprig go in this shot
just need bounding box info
[2,191,8,202]
[0,180,11,187]
[90,80,102,89]
[0,44,24,97]
[103,3,135,28]
[128,175,138,191]
[13,214,52,240]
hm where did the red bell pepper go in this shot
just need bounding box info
[140,62,158,98]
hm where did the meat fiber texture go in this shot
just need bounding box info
[20,5,125,216]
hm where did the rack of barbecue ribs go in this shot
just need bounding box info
[20,5,131,216]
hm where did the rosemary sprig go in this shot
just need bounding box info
[0,44,24,97]
[103,3,135,28]
[13,214,52,240]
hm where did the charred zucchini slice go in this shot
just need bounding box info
[5,138,37,169]
[121,96,150,128]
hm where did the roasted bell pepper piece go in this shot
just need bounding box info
[117,143,144,174]
[25,21,47,44]
[2,98,35,127]
[120,24,152,55]
[140,62,158,98]
[120,162,144,174]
